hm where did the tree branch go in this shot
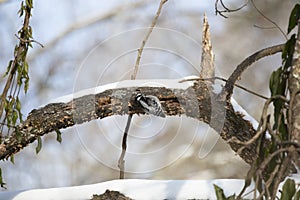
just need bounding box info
[0,3,32,121]
[131,0,168,80]
[200,13,215,81]
[118,114,132,179]
[288,19,300,167]
[222,43,285,100]
[0,81,258,165]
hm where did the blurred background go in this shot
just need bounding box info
[0,0,297,190]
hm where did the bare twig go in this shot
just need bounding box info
[270,153,293,199]
[0,122,16,129]
[229,95,288,154]
[236,164,256,200]
[215,0,248,18]
[180,76,269,100]
[258,147,291,173]
[251,0,288,40]
[235,22,298,198]
[118,114,133,179]
[14,34,44,48]
[265,164,280,198]
[118,0,168,179]
[131,0,168,80]
[266,120,282,144]
[254,147,297,200]
[253,25,278,30]
[222,43,284,101]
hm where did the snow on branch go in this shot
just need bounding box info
[0,77,259,165]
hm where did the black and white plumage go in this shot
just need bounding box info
[135,93,166,118]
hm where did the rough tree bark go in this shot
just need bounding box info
[0,81,258,165]
[288,20,300,167]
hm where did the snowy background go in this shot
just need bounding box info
[0,0,297,191]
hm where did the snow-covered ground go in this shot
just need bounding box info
[2,175,300,200]
[0,179,255,200]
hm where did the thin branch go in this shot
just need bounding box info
[0,122,17,129]
[265,164,280,198]
[214,0,228,19]
[236,162,257,200]
[131,0,168,80]
[118,114,133,179]
[235,118,267,155]
[0,3,32,129]
[118,0,168,179]
[251,0,287,40]
[258,147,291,173]
[220,0,248,12]
[271,155,292,198]
[215,0,248,18]
[180,76,269,100]
[253,24,278,30]
[228,95,288,154]
[222,43,284,101]
[14,34,44,48]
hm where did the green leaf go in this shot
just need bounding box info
[24,76,30,93]
[280,179,296,200]
[294,189,300,200]
[24,61,29,74]
[214,184,227,200]
[16,97,23,122]
[4,99,11,112]
[55,129,62,143]
[4,60,13,76]
[17,1,24,17]
[288,4,300,34]
[10,155,15,164]
[16,64,23,86]
[22,61,30,93]
[279,119,288,140]
[227,194,236,200]
[12,110,18,125]
[25,0,33,8]
[6,113,12,127]
[282,34,296,68]
[16,97,21,111]
[28,42,33,48]
[214,184,235,200]
[269,67,288,129]
[19,49,27,61]
[269,67,284,96]
[27,26,33,39]
[15,127,22,143]
[14,44,19,56]
[36,136,42,154]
